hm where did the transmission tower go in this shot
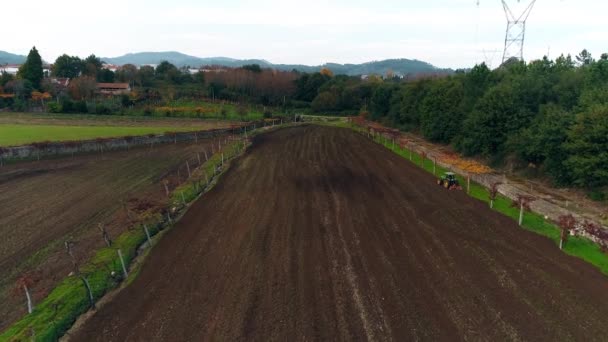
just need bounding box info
[501,0,537,63]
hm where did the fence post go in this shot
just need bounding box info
[143,224,153,247]
[433,158,436,175]
[197,153,201,165]
[117,249,128,278]
[80,276,95,309]
[186,161,191,178]
[519,203,524,226]
[467,176,471,194]
[163,180,170,198]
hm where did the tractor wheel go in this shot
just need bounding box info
[443,180,450,189]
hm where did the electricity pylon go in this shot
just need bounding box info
[501,0,537,63]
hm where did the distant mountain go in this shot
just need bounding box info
[0,51,26,64]
[102,51,451,76]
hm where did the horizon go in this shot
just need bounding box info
[2,0,607,69]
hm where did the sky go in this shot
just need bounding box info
[2,0,606,69]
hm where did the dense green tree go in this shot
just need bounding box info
[565,105,608,188]
[294,72,331,102]
[419,78,464,143]
[0,71,14,87]
[97,69,115,83]
[311,91,339,112]
[458,82,532,156]
[52,55,84,78]
[510,104,574,184]
[370,83,397,121]
[17,47,44,89]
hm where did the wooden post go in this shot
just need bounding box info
[467,176,471,194]
[519,203,524,226]
[143,224,153,247]
[204,150,208,161]
[490,199,494,209]
[24,285,34,314]
[186,161,191,178]
[98,224,112,247]
[167,212,173,224]
[433,158,436,175]
[197,153,201,165]
[117,249,128,278]
[80,276,95,309]
[163,181,170,198]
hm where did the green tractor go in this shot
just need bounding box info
[437,172,462,190]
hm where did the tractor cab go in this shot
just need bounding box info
[437,172,462,190]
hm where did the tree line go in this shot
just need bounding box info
[355,52,607,196]
[2,47,607,194]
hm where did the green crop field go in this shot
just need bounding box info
[0,124,201,147]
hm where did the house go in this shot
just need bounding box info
[0,64,21,75]
[96,83,131,95]
[50,77,70,87]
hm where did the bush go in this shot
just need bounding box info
[74,101,88,114]
[263,110,273,119]
[47,102,62,113]
[588,190,607,202]
[95,104,111,115]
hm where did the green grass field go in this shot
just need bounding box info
[0,124,204,147]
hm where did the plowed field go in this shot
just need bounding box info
[0,138,219,330]
[73,125,608,341]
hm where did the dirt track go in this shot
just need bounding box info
[73,125,608,341]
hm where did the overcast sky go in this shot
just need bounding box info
[3,0,605,69]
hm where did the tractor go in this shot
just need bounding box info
[437,172,462,190]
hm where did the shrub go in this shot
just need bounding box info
[47,102,62,113]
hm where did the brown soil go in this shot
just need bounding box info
[72,125,608,341]
[0,137,225,330]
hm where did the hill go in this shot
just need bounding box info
[102,51,451,76]
[0,51,26,64]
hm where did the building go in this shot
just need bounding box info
[96,83,131,96]
[0,64,21,75]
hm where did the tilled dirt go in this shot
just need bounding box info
[73,125,608,341]
[0,139,222,330]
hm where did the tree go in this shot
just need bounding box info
[511,195,535,226]
[311,91,339,112]
[116,64,138,85]
[137,65,155,87]
[458,82,533,156]
[52,55,84,78]
[565,104,608,188]
[558,214,577,250]
[511,104,574,184]
[68,76,97,100]
[83,54,103,78]
[97,69,115,83]
[18,47,44,89]
[419,78,464,144]
[0,71,14,87]
[489,182,502,209]
[575,49,594,66]
[242,64,262,73]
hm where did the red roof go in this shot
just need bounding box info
[97,83,130,89]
